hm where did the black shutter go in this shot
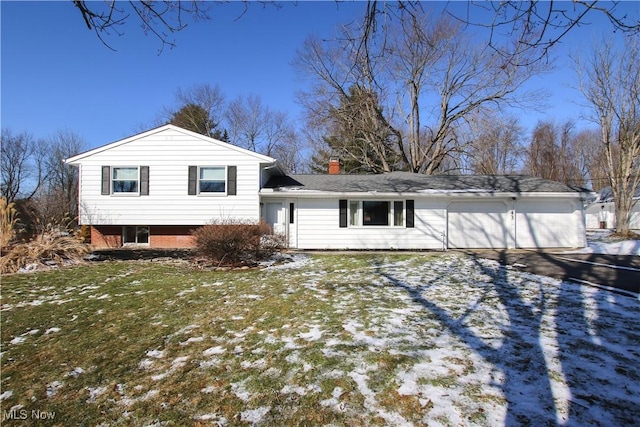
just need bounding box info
[101,166,110,195]
[140,166,149,196]
[406,199,414,228]
[188,166,197,195]
[339,199,348,228]
[227,166,237,195]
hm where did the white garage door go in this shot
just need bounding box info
[515,200,581,248]
[448,201,513,249]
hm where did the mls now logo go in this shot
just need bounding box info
[3,409,56,421]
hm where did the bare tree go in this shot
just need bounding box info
[575,36,640,236]
[462,113,524,175]
[524,120,588,186]
[1,129,45,203]
[224,94,303,172]
[458,1,639,66]
[72,0,212,52]
[33,130,86,229]
[295,7,544,175]
[361,1,639,67]
[386,11,458,174]
[164,83,227,137]
[317,85,401,173]
[295,34,401,173]
[572,128,608,190]
[226,94,269,153]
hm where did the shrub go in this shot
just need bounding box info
[0,230,90,274]
[192,219,283,266]
[78,224,92,243]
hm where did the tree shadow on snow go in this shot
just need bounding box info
[373,253,639,426]
[374,254,559,425]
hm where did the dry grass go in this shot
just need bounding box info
[1,197,19,248]
[0,231,89,274]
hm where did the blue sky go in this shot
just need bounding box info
[1,1,637,152]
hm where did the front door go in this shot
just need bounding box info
[265,202,286,236]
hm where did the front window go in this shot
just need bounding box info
[363,201,390,226]
[112,167,139,193]
[349,200,404,227]
[123,226,149,245]
[199,167,226,193]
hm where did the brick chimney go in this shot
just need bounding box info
[328,157,340,175]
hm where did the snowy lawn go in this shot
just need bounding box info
[578,230,640,255]
[1,253,638,426]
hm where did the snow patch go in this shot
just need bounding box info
[46,381,64,398]
[86,386,108,402]
[298,325,323,341]
[66,367,85,378]
[231,380,252,402]
[146,349,165,359]
[564,240,640,255]
[193,413,228,424]
[203,346,226,356]
[179,336,205,346]
[240,406,270,423]
[10,336,26,345]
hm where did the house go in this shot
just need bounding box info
[66,124,592,250]
[584,185,640,230]
[65,124,280,248]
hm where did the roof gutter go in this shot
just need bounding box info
[260,189,593,199]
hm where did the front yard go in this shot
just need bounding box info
[1,253,638,426]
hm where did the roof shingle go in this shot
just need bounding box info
[264,172,590,194]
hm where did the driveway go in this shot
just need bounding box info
[461,250,640,296]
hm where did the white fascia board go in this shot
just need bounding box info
[260,189,590,199]
[65,124,276,164]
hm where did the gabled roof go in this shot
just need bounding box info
[65,124,276,164]
[594,184,640,202]
[264,172,591,195]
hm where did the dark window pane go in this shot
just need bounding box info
[200,181,225,193]
[113,180,138,193]
[137,227,149,244]
[123,227,136,243]
[363,201,389,226]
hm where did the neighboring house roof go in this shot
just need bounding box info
[263,172,591,195]
[594,184,640,203]
[65,124,277,164]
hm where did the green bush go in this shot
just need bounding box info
[192,220,283,266]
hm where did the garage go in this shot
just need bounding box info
[515,200,584,248]
[447,201,514,249]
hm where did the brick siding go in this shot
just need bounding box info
[90,225,198,248]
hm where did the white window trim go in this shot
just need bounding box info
[348,200,405,228]
[111,166,140,196]
[197,165,227,196]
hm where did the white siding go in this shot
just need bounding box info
[294,198,447,250]
[515,199,586,248]
[74,128,266,225]
[585,201,640,230]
